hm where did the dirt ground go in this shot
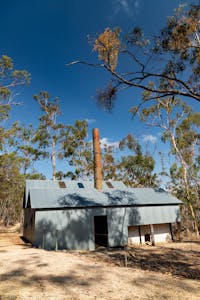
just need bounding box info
[0,226,200,299]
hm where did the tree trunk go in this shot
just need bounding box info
[150,224,155,246]
[52,138,56,181]
[182,164,199,237]
[170,134,199,237]
[189,203,199,237]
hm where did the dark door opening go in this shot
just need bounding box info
[145,233,151,243]
[94,216,108,247]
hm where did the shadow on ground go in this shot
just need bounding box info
[0,262,103,297]
[79,242,200,280]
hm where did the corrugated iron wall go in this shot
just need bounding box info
[27,205,180,250]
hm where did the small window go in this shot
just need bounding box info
[106,181,113,188]
[78,182,84,188]
[59,181,66,188]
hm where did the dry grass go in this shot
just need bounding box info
[0,228,200,300]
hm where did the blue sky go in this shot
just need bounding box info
[1,0,199,180]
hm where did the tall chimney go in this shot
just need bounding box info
[93,128,102,191]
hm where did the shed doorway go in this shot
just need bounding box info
[94,216,108,248]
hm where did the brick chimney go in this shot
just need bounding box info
[93,128,102,191]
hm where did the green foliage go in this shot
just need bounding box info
[119,134,141,155]
[0,55,31,121]
[117,134,158,187]
[125,27,150,47]
[159,4,200,73]
[0,87,11,100]
[138,96,200,232]
[63,120,93,179]
[25,173,46,180]
[0,55,31,225]
[17,124,49,174]
[0,55,13,70]
[101,144,118,181]
[118,154,158,188]
[0,105,10,121]
[34,92,94,180]
[169,159,200,232]
[34,91,65,179]
[0,121,20,151]
[0,153,25,226]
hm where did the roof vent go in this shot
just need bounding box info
[59,181,66,188]
[78,182,84,188]
[106,181,114,188]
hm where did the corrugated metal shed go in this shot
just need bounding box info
[25,180,182,209]
[23,180,182,250]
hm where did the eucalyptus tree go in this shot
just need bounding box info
[101,143,118,181]
[63,120,93,180]
[68,4,200,109]
[118,134,158,187]
[0,55,30,120]
[168,112,200,233]
[138,98,200,235]
[0,54,30,151]
[0,55,31,225]
[33,91,68,180]
[16,124,48,175]
[0,122,25,225]
[0,153,24,226]
[34,92,92,180]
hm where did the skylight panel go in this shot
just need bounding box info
[78,182,84,188]
[106,181,114,188]
[59,181,66,188]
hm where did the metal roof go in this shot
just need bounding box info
[25,180,182,209]
[25,180,126,205]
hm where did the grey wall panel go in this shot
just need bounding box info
[35,208,105,250]
[58,209,95,250]
[33,205,181,250]
[34,211,57,250]
[107,207,128,247]
[128,206,181,225]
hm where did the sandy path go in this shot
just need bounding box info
[0,233,200,299]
